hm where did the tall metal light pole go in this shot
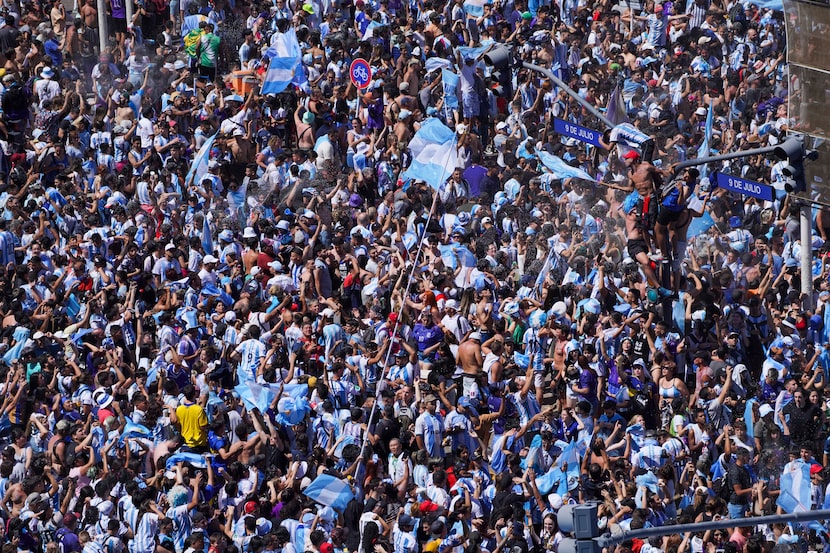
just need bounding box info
[96,0,108,55]
[125,0,134,31]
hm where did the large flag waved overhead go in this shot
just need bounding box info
[402,118,458,191]
[186,132,217,187]
[262,27,302,95]
[303,474,355,512]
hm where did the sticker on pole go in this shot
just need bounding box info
[349,58,372,89]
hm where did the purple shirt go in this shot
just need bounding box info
[412,323,444,353]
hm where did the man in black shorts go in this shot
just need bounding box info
[655,167,697,261]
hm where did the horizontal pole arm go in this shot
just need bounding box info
[599,508,830,547]
[522,62,615,130]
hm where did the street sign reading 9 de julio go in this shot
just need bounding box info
[350,58,373,90]
[554,118,603,148]
[715,172,773,201]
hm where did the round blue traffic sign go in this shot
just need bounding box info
[349,58,372,89]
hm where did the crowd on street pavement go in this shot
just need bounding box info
[0,0,824,551]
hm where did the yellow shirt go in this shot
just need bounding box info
[176,402,208,448]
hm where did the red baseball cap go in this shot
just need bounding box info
[623,150,641,160]
[244,501,258,514]
[420,500,442,513]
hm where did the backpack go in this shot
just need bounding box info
[2,83,28,116]
[712,469,731,502]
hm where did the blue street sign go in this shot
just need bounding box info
[715,172,773,201]
[554,118,602,148]
[349,58,372,89]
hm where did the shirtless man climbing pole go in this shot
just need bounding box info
[608,151,662,243]
[622,196,664,291]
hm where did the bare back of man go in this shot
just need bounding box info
[458,339,483,376]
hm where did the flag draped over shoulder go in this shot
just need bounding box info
[402,118,458,191]
[262,28,302,95]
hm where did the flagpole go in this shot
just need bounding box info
[353,136,457,500]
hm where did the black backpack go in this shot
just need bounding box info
[712,469,732,502]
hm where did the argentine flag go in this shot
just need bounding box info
[442,69,459,109]
[698,101,714,174]
[777,460,813,513]
[181,14,208,36]
[185,132,217,187]
[402,118,458,191]
[537,150,594,182]
[304,474,355,512]
[463,0,488,16]
[262,28,302,95]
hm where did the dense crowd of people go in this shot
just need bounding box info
[0,0,823,551]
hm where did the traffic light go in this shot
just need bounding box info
[557,504,601,553]
[775,136,807,193]
[483,45,515,70]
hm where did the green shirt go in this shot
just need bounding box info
[199,32,221,67]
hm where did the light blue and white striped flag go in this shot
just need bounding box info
[533,248,555,299]
[463,0,488,17]
[119,417,151,445]
[557,440,582,491]
[303,474,355,512]
[698,100,714,175]
[537,150,594,182]
[425,57,453,74]
[186,132,217,187]
[235,382,278,413]
[753,0,782,9]
[181,14,208,36]
[777,460,813,513]
[262,28,302,95]
[457,45,489,60]
[202,213,213,255]
[442,69,459,109]
[362,20,381,39]
[523,434,545,472]
[2,326,29,364]
[165,452,208,469]
[686,210,715,238]
[402,118,458,191]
